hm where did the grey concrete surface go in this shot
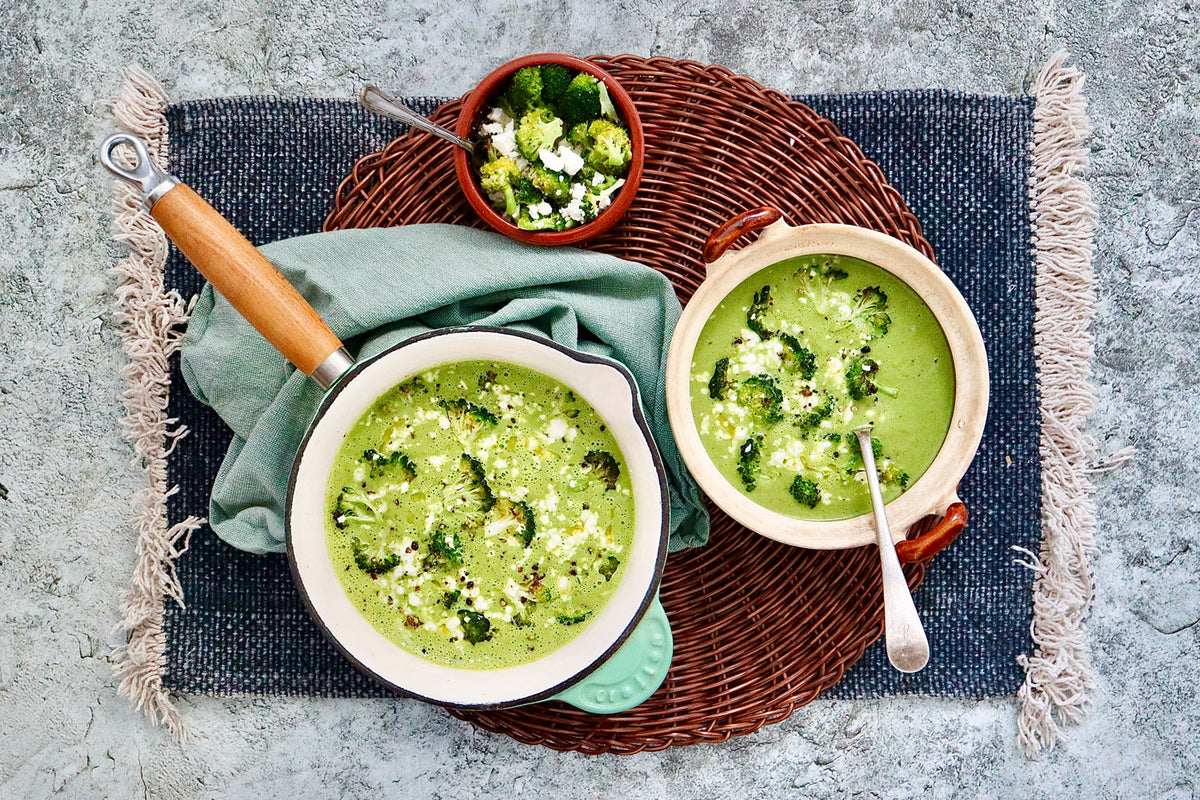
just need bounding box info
[0,0,1195,797]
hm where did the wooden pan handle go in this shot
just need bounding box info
[895,502,969,563]
[150,184,344,376]
[702,206,784,264]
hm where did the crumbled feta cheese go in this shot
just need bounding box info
[557,144,585,176]
[538,147,565,171]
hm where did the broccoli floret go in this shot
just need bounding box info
[879,463,911,489]
[438,397,498,443]
[425,523,464,569]
[747,285,776,339]
[795,259,850,311]
[362,448,417,482]
[458,609,492,644]
[441,454,495,523]
[556,610,593,626]
[581,450,621,491]
[515,209,567,231]
[527,165,571,205]
[837,286,891,339]
[478,157,521,217]
[845,358,898,401]
[441,589,461,609]
[351,540,402,577]
[708,356,732,400]
[566,121,593,151]
[736,374,784,425]
[823,432,842,445]
[490,497,536,547]
[778,332,817,380]
[584,119,631,175]
[598,555,620,582]
[540,63,573,102]
[331,485,379,530]
[515,107,564,161]
[793,395,834,435]
[789,475,821,508]
[504,67,544,114]
[513,177,543,205]
[736,434,763,491]
[556,72,601,123]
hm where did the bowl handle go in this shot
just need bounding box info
[895,502,969,563]
[702,206,784,264]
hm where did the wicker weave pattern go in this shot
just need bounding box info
[325,55,936,754]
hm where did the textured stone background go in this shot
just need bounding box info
[0,0,1195,797]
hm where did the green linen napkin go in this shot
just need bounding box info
[179,223,709,555]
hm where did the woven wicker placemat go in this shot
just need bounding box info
[319,56,1019,753]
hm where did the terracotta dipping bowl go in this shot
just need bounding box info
[665,208,990,553]
[453,53,645,246]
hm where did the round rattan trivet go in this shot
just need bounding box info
[325,55,943,754]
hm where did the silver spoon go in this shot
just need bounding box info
[853,425,930,673]
[359,84,476,155]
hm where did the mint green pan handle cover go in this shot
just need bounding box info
[551,593,672,713]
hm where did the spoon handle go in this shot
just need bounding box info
[853,428,930,673]
[359,85,476,154]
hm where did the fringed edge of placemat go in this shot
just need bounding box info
[1014,52,1102,758]
[110,64,203,743]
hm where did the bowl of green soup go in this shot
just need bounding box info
[666,209,989,551]
[289,327,671,709]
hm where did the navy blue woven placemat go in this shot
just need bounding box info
[160,92,1038,700]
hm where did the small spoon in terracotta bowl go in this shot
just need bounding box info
[853,425,930,673]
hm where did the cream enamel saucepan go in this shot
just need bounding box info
[666,207,989,557]
[101,132,672,712]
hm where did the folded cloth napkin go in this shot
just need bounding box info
[180,223,709,555]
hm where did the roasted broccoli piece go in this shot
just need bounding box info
[527,165,571,205]
[736,374,784,425]
[441,589,462,609]
[351,539,402,576]
[736,434,763,492]
[425,523,464,569]
[438,397,498,443]
[478,156,521,217]
[795,259,850,311]
[747,285,777,339]
[837,286,891,339]
[362,448,417,482]
[504,66,544,114]
[331,485,379,530]
[556,72,601,123]
[581,450,621,491]
[584,119,631,175]
[845,358,898,401]
[789,475,821,508]
[441,454,496,522]
[708,356,732,401]
[556,610,593,626]
[598,555,620,582]
[515,208,567,231]
[540,63,573,102]
[513,177,543,205]
[793,395,835,436]
[458,609,492,644]
[566,121,593,151]
[778,332,817,380]
[490,497,536,547]
[515,106,564,161]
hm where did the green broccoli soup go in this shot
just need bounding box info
[325,360,634,671]
[690,254,955,520]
